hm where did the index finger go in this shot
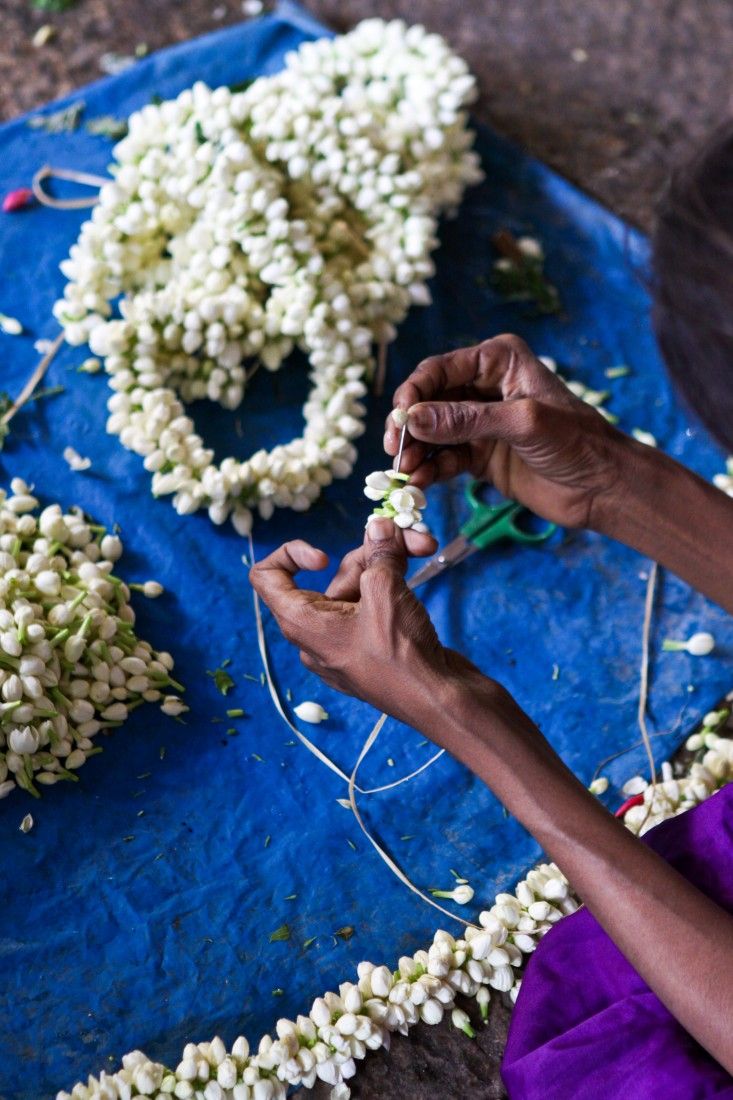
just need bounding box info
[249,540,328,622]
[385,335,558,454]
[386,343,490,455]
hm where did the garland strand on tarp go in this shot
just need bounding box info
[55,716,733,1099]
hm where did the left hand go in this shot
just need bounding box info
[249,519,476,723]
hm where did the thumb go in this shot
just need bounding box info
[407,398,536,446]
[360,517,408,600]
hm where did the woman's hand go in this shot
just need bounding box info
[249,518,478,725]
[384,333,631,529]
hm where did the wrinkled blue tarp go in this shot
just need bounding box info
[0,4,731,1096]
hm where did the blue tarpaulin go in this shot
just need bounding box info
[0,4,731,1096]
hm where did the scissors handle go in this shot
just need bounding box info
[463,481,556,547]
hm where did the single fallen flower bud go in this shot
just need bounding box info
[0,313,23,336]
[294,701,329,724]
[662,631,715,656]
[451,1007,476,1038]
[589,776,608,795]
[430,884,474,905]
[2,187,34,213]
[516,235,544,259]
[130,579,164,598]
[19,812,34,833]
[631,427,657,448]
[63,446,92,472]
[32,24,56,47]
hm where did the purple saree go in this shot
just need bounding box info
[502,784,733,1098]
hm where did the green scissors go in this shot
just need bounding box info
[408,481,556,590]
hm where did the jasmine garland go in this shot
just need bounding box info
[57,731,733,1100]
[54,19,483,533]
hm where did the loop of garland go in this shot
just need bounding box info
[54,19,482,534]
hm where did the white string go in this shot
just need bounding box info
[638,562,659,784]
[247,534,469,923]
[346,711,477,927]
[247,532,444,795]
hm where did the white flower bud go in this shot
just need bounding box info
[293,701,328,724]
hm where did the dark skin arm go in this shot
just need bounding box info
[384,333,733,613]
[251,524,733,1074]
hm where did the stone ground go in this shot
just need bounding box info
[4,0,733,229]
[2,1,732,1096]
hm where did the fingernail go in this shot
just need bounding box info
[367,518,394,541]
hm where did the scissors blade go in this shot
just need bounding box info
[408,536,479,590]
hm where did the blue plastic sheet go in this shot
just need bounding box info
[0,5,731,1095]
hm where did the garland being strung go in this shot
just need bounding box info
[53,19,482,535]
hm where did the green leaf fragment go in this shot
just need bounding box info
[28,101,85,132]
[208,665,235,695]
[269,924,291,942]
[85,116,129,140]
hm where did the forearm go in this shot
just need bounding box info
[421,671,733,1071]
[593,437,733,613]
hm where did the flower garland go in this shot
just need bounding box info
[0,481,185,801]
[53,19,482,534]
[57,726,733,1100]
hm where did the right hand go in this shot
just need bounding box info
[384,334,634,530]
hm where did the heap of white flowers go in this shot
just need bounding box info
[53,19,482,534]
[620,712,733,835]
[0,480,185,800]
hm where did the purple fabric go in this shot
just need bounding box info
[502,784,733,1099]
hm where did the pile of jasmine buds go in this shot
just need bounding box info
[0,479,185,800]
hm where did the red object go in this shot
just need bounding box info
[614,792,645,818]
[2,187,34,213]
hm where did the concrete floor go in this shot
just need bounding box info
[2,1,731,1096]
[3,0,733,229]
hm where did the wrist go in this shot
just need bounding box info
[588,433,733,611]
[589,433,664,538]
